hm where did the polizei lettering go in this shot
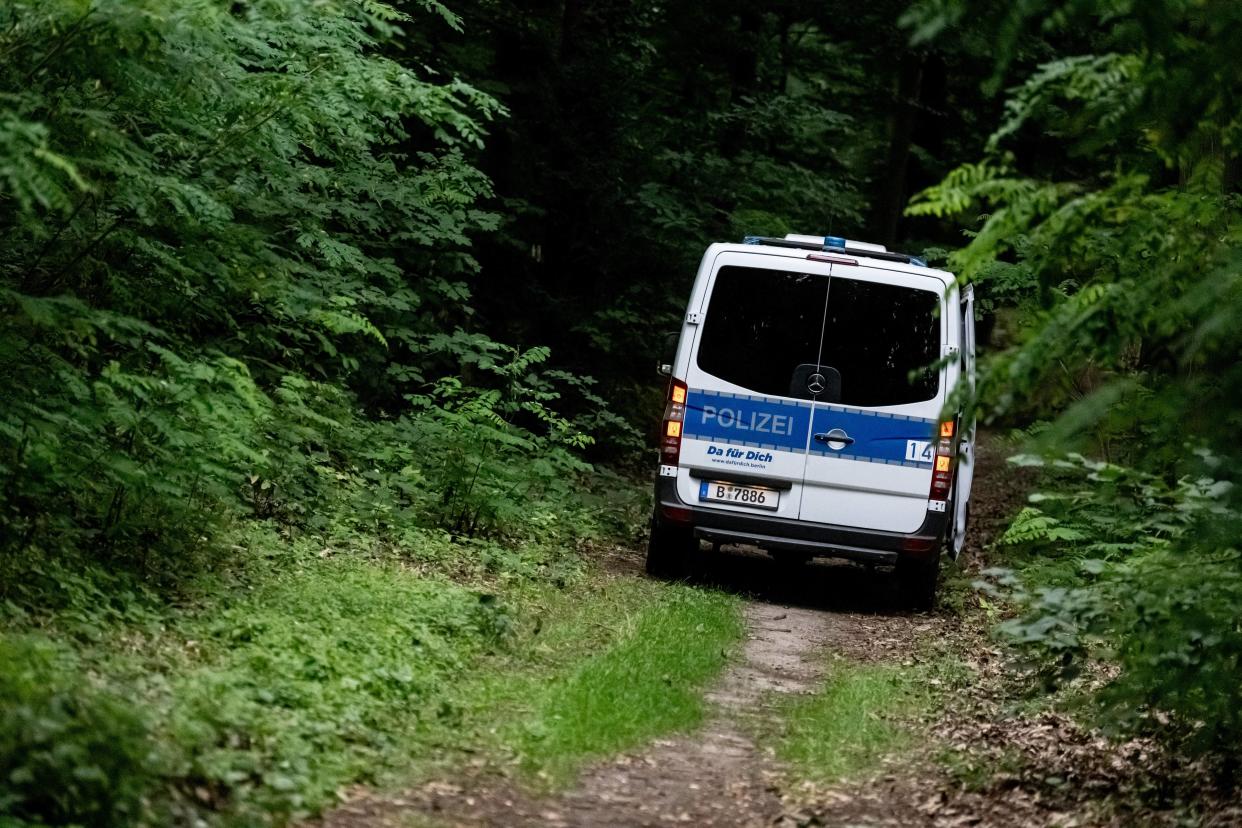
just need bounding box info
[700,405,794,437]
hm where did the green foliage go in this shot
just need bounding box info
[404,340,593,537]
[995,454,1232,560]
[0,8,651,820]
[0,0,452,565]
[981,455,1242,761]
[0,533,740,826]
[908,0,1242,772]
[986,54,1144,156]
[0,637,156,827]
[164,552,513,822]
[0,0,611,595]
[0,527,552,826]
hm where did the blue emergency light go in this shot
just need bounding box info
[824,236,846,249]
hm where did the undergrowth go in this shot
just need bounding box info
[978,452,1242,770]
[0,518,741,826]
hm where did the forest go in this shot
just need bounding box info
[1,0,1240,825]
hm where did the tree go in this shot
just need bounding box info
[0,0,502,575]
[906,0,1242,772]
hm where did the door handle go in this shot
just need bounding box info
[814,431,854,445]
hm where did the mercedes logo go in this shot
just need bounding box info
[807,372,827,395]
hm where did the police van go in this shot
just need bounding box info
[650,234,976,607]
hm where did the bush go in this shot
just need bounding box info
[980,454,1242,769]
[0,0,607,597]
[907,0,1242,776]
[0,636,157,827]
[0,0,507,574]
[161,554,516,821]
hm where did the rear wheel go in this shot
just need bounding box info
[896,548,941,611]
[645,512,695,578]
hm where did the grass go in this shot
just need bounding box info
[389,571,744,788]
[774,658,935,784]
[0,525,743,826]
[508,585,742,785]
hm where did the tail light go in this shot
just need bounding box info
[660,505,692,523]
[660,378,688,465]
[929,420,957,502]
[901,536,936,553]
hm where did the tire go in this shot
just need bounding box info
[896,548,941,611]
[645,512,694,578]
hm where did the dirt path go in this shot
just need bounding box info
[317,565,957,828]
[495,602,830,827]
[320,600,836,827]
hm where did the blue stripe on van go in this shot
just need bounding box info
[681,388,937,468]
[807,405,936,466]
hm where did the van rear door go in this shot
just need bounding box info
[676,255,830,520]
[796,263,947,534]
[951,285,977,555]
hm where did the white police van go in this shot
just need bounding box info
[650,234,976,607]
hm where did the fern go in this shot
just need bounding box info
[987,54,1144,154]
[1000,507,1088,545]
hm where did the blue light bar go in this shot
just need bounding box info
[909,257,927,267]
[743,236,762,245]
[824,236,846,249]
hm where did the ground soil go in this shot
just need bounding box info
[314,435,1242,828]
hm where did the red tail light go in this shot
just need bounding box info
[902,536,936,553]
[661,505,693,523]
[661,378,688,465]
[929,420,957,502]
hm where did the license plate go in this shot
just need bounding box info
[699,480,779,511]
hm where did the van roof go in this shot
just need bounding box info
[712,237,956,284]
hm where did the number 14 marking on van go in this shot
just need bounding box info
[905,440,934,463]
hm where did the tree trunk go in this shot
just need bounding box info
[722,8,763,158]
[874,51,925,248]
[559,0,585,63]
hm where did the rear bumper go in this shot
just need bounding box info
[654,475,947,565]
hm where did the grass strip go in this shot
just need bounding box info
[775,659,932,784]
[508,584,742,785]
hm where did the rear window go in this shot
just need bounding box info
[695,266,827,399]
[696,265,940,406]
[818,275,941,406]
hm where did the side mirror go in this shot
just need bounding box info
[656,331,679,378]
